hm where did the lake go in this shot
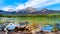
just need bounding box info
[0,17,60,25]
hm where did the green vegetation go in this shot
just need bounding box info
[0,13,60,25]
[0,13,60,18]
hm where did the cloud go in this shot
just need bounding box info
[2,7,14,11]
[24,0,60,8]
[15,0,49,9]
[1,0,60,11]
[15,0,60,10]
[36,0,60,8]
[15,4,26,10]
[14,0,50,10]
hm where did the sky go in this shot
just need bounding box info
[0,0,60,11]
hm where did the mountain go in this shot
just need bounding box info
[37,9,60,14]
[0,10,16,14]
[0,7,60,16]
[16,7,37,14]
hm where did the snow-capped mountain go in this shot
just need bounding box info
[0,7,60,15]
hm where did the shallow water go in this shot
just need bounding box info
[0,17,60,25]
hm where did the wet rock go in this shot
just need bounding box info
[0,31,5,34]
[56,31,60,34]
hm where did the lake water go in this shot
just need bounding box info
[0,17,60,25]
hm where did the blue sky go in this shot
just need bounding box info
[0,0,28,8]
[0,0,60,11]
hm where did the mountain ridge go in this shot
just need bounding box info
[0,7,60,15]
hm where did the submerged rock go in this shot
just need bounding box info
[41,25,54,32]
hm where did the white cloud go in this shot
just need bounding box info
[1,0,60,11]
[14,0,60,10]
[25,0,49,7]
[15,4,26,10]
[2,7,14,11]
[24,0,60,8]
[15,0,50,10]
[35,0,60,8]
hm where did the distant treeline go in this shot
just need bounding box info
[0,14,60,18]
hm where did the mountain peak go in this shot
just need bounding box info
[41,8,48,12]
[25,7,37,13]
